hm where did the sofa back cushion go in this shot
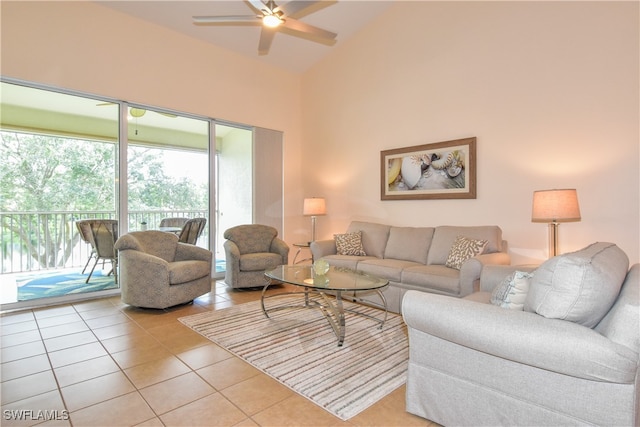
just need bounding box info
[595,263,639,352]
[524,242,629,328]
[427,226,503,265]
[346,221,390,259]
[384,227,434,264]
[115,231,178,262]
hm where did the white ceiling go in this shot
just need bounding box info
[95,0,394,73]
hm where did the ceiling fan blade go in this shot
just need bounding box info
[258,27,276,55]
[247,0,268,14]
[277,1,322,17]
[193,15,259,24]
[281,17,336,41]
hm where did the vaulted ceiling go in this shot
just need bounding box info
[95,1,394,73]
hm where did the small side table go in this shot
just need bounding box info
[292,242,312,264]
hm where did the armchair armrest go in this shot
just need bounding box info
[270,238,290,264]
[310,239,337,259]
[402,290,637,384]
[118,250,170,285]
[458,251,511,295]
[175,243,213,263]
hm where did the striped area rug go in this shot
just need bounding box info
[179,295,409,420]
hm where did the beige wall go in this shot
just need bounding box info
[0,0,305,246]
[302,1,639,264]
[3,1,639,265]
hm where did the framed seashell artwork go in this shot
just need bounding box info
[381,137,476,200]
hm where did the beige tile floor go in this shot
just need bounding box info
[1,281,437,427]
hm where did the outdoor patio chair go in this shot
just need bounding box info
[178,217,207,244]
[76,220,97,274]
[76,219,119,284]
[159,217,188,228]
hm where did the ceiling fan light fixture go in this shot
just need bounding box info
[129,108,146,118]
[262,14,282,28]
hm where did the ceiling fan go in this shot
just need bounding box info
[193,0,337,55]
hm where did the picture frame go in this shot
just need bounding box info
[381,137,476,200]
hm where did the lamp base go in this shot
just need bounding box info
[548,222,560,258]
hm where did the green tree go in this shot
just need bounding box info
[1,131,207,270]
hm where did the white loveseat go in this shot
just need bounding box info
[402,242,639,426]
[310,221,510,313]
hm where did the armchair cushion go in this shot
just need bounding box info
[169,260,211,284]
[224,224,276,254]
[115,230,177,262]
[525,242,629,327]
[240,252,283,271]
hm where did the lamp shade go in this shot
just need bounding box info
[532,189,581,223]
[303,198,326,216]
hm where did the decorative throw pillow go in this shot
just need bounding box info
[445,235,488,269]
[490,271,534,310]
[334,231,367,256]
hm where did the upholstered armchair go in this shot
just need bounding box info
[223,224,289,288]
[115,230,212,309]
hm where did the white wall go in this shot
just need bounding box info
[301,1,639,264]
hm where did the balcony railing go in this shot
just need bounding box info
[1,210,208,274]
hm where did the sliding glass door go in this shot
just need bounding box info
[126,106,210,246]
[0,80,281,309]
[0,82,120,304]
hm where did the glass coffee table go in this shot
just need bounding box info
[263,265,389,346]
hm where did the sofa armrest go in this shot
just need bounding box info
[174,243,213,263]
[458,252,511,295]
[402,290,637,383]
[270,238,290,264]
[310,239,337,259]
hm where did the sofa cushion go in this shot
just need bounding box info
[346,221,390,259]
[524,242,629,327]
[401,265,461,295]
[428,226,502,265]
[384,227,434,264]
[321,254,375,270]
[334,231,367,256]
[490,270,533,310]
[445,235,488,269]
[358,259,423,282]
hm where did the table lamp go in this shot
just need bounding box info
[303,197,326,242]
[531,189,581,257]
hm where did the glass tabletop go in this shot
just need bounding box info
[265,265,388,292]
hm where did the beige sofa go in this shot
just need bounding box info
[310,221,510,313]
[402,242,639,426]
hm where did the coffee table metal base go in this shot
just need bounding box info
[260,281,388,347]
